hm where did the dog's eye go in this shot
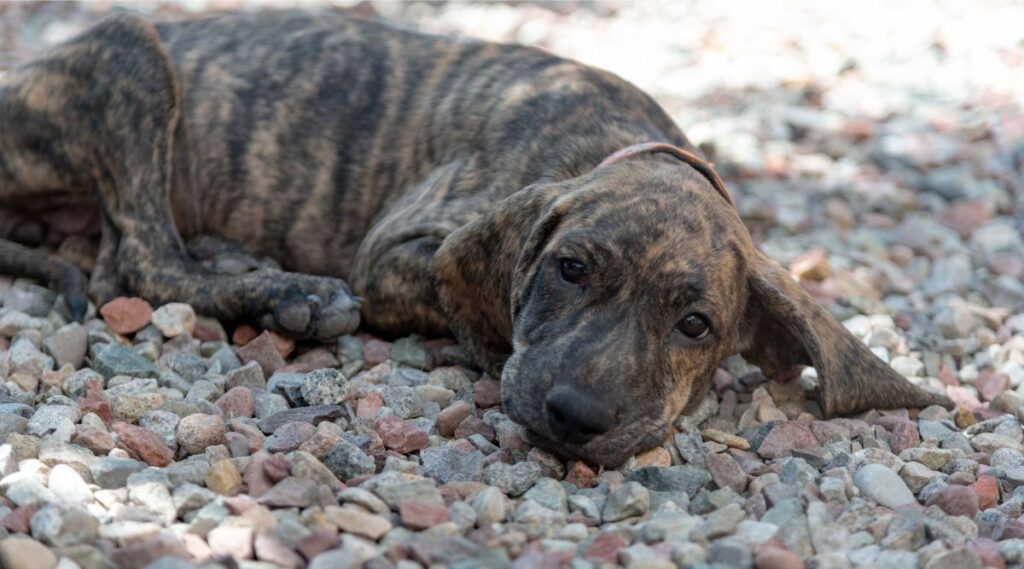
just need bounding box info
[676,313,711,339]
[559,258,588,284]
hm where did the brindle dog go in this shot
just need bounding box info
[0,11,951,465]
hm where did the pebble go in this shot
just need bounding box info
[175,413,227,455]
[151,302,196,337]
[482,461,541,497]
[853,464,916,508]
[420,445,484,483]
[99,297,154,334]
[300,367,348,406]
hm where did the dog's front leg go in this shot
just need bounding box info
[24,14,362,340]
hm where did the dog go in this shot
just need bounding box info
[0,10,951,465]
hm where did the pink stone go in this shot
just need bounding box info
[99,297,153,335]
[582,532,628,563]
[975,370,1010,402]
[377,415,430,454]
[233,324,259,346]
[363,339,392,366]
[217,386,255,418]
[399,500,451,530]
[756,422,818,459]
[454,415,495,441]
[754,542,804,569]
[436,401,473,437]
[357,392,384,419]
[926,485,980,518]
[974,475,999,510]
[113,422,174,467]
[236,331,287,376]
[473,377,502,408]
[208,526,254,560]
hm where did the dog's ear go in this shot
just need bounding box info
[432,181,572,375]
[739,251,953,417]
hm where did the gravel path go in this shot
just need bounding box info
[1,2,1023,569]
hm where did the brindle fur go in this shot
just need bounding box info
[0,11,951,465]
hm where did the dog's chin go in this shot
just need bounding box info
[506,399,671,466]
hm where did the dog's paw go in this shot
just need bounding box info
[258,277,361,341]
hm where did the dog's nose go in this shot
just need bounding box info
[545,386,615,445]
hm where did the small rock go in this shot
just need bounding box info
[151,303,196,337]
[482,462,541,497]
[206,458,244,496]
[437,401,473,437]
[0,536,58,569]
[42,323,87,369]
[324,440,376,481]
[376,415,430,453]
[390,335,434,370]
[93,344,158,379]
[99,297,154,335]
[756,422,818,459]
[113,422,174,466]
[853,464,916,508]
[603,481,650,522]
[176,414,227,455]
[237,331,287,376]
[326,505,392,539]
[472,486,507,524]
[300,368,348,406]
[473,378,502,408]
[420,445,484,484]
[400,499,451,529]
[216,385,255,418]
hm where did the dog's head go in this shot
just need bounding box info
[433,143,951,466]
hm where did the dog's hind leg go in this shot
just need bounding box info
[1,14,359,339]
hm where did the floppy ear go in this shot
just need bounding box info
[740,251,953,417]
[431,182,572,375]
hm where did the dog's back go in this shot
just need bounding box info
[154,11,684,275]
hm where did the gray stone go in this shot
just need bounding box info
[300,368,348,406]
[420,445,484,484]
[92,343,158,379]
[482,461,541,497]
[163,352,206,382]
[210,345,243,374]
[0,414,28,440]
[707,538,753,568]
[257,404,346,434]
[27,404,80,437]
[390,336,434,370]
[324,439,375,481]
[473,486,507,525]
[42,323,87,369]
[254,392,290,420]
[523,478,568,513]
[854,463,916,508]
[701,502,745,539]
[602,481,650,522]
[226,360,265,390]
[626,466,711,497]
[29,504,98,547]
[381,386,423,419]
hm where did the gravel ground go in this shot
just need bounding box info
[1,1,1024,569]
